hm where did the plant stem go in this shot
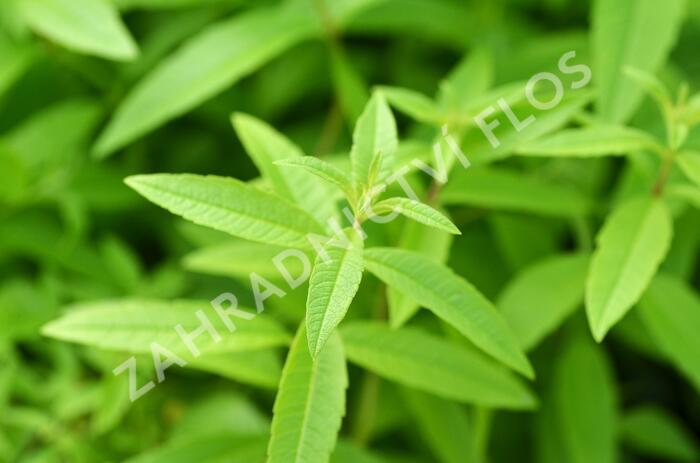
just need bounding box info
[652,149,674,196]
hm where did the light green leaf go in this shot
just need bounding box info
[350,92,398,189]
[592,0,685,123]
[387,217,453,328]
[20,0,138,61]
[330,47,369,127]
[623,66,673,115]
[441,167,592,218]
[42,299,291,356]
[586,197,672,341]
[380,86,445,125]
[94,3,318,156]
[306,236,364,357]
[499,253,589,351]
[620,405,699,462]
[438,48,493,114]
[331,440,389,463]
[268,324,347,463]
[275,156,354,200]
[232,113,336,225]
[666,184,700,210]
[125,174,324,249]
[370,197,460,235]
[363,247,533,378]
[676,150,700,187]
[340,321,536,410]
[184,239,308,281]
[189,349,282,389]
[124,435,268,463]
[400,388,477,463]
[553,333,617,463]
[638,273,700,393]
[515,126,663,157]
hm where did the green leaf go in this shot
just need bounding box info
[306,236,364,357]
[586,197,672,341]
[330,47,369,127]
[350,92,398,189]
[639,273,700,393]
[183,239,308,281]
[499,253,589,351]
[188,349,282,389]
[623,66,674,116]
[515,126,663,157]
[666,184,700,210]
[20,0,138,61]
[94,3,318,156]
[124,435,268,463]
[676,150,700,187]
[370,197,460,235]
[42,299,290,356]
[363,247,533,378]
[552,333,617,463]
[125,174,324,249]
[268,324,347,463]
[620,405,699,462]
[400,388,477,463]
[231,113,336,225]
[275,156,354,200]
[441,167,592,218]
[387,214,453,328]
[437,48,493,114]
[340,321,536,410]
[380,86,445,125]
[592,0,685,123]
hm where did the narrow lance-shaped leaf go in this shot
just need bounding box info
[676,150,700,188]
[350,92,398,189]
[20,0,138,61]
[620,405,700,462]
[41,299,291,356]
[330,47,369,127]
[275,157,354,200]
[400,387,478,463]
[370,197,461,235]
[379,86,445,125]
[515,126,663,158]
[363,247,533,378]
[268,324,347,463]
[125,174,324,250]
[592,0,685,123]
[498,253,589,351]
[638,273,700,393]
[306,235,364,358]
[232,113,336,225]
[441,167,592,218]
[586,197,672,341]
[552,332,618,463]
[94,2,319,156]
[340,321,537,410]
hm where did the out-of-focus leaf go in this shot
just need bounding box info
[586,197,672,341]
[620,405,699,462]
[42,299,290,356]
[94,2,319,156]
[380,86,445,125]
[330,47,369,127]
[553,332,617,463]
[639,273,700,393]
[400,388,477,463]
[516,126,663,157]
[125,174,324,249]
[676,150,700,187]
[267,324,347,463]
[438,48,493,113]
[232,113,336,224]
[364,247,532,377]
[124,435,267,463]
[20,0,138,61]
[340,321,536,410]
[441,167,592,218]
[499,253,589,351]
[592,0,685,123]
